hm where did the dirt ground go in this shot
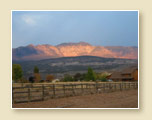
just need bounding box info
[12,89,138,108]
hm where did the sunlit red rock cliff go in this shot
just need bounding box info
[12,42,138,61]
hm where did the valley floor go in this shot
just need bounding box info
[12,89,138,108]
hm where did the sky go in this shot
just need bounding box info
[12,11,138,48]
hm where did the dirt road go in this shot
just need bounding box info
[12,89,138,108]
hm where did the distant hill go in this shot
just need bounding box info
[13,56,138,79]
[12,42,138,61]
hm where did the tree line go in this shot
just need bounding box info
[12,64,54,83]
[12,64,110,83]
[62,67,109,82]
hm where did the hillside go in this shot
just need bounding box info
[13,56,138,79]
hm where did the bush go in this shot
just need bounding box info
[46,74,54,82]
[34,73,41,82]
[74,73,82,81]
[100,77,107,82]
[21,77,28,83]
[29,76,35,83]
[96,73,108,82]
[63,74,74,82]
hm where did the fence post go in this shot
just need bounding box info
[72,84,75,95]
[129,82,131,89]
[42,85,45,101]
[109,83,112,92]
[135,82,137,88]
[134,82,136,89]
[86,84,88,89]
[136,82,138,89]
[96,82,98,93]
[49,85,52,98]
[114,83,116,91]
[112,83,114,91]
[53,84,56,98]
[63,84,66,96]
[28,86,31,102]
[89,84,91,93]
[104,83,106,92]
[81,84,83,93]
[120,83,122,91]
[132,82,134,89]
[122,83,123,90]
[109,83,111,92]
[12,88,15,104]
[108,83,109,92]
[124,83,126,90]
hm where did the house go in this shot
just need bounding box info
[121,66,138,81]
[109,72,122,81]
[110,66,138,81]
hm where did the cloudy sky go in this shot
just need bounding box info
[12,11,138,48]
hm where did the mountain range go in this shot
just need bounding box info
[12,42,138,61]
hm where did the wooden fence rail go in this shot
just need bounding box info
[12,82,138,104]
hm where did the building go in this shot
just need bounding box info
[121,66,138,81]
[109,72,122,81]
[110,66,138,82]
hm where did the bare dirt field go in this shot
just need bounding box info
[12,89,138,108]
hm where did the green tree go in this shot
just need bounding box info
[85,67,96,81]
[34,66,39,73]
[12,64,23,83]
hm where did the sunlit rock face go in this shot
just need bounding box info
[57,42,95,57]
[12,42,138,61]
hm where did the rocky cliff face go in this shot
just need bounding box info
[12,42,138,61]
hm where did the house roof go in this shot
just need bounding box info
[110,65,138,79]
[121,66,138,74]
[110,72,122,79]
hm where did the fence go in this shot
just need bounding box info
[12,82,138,104]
